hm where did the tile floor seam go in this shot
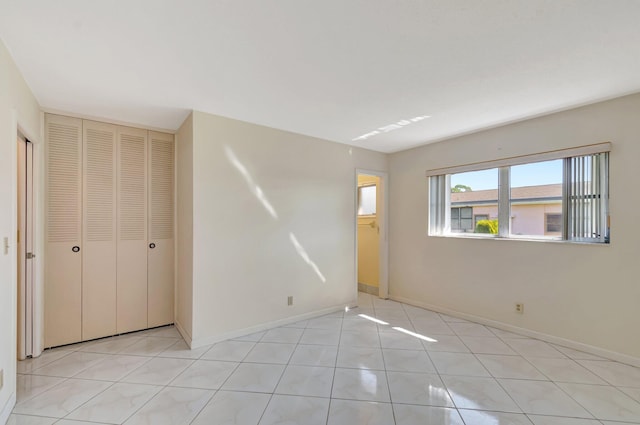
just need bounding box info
[57,379,118,422]
[463,335,531,416]
[183,354,245,420]
[71,357,148,423]
[544,380,602,420]
[377,314,398,424]
[557,382,640,423]
[251,312,311,425]
[184,389,219,425]
[325,304,346,425]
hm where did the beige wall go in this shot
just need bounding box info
[389,92,640,360]
[0,40,41,419]
[185,111,387,346]
[175,113,194,339]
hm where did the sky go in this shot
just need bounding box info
[450,159,562,191]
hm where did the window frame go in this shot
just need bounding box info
[427,143,610,244]
[544,213,562,235]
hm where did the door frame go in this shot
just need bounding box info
[11,110,44,361]
[17,135,34,359]
[354,169,389,300]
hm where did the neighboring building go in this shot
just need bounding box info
[450,183,562,236]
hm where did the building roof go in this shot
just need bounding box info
[451,183,562,205]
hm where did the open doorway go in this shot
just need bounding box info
[17,134,34,359]
[355,170,388,300]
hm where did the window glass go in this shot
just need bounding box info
[451,207,474,232]
[545,213,562,234]
[510,159,563,237]
[450,168,498,234]
[358,185,376,215]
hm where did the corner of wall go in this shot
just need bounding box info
[175,111,194,339]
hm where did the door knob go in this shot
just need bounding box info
[72,246,80,253]
[149,243,156,249]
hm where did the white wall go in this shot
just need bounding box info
[175,113,194,340]
[389,93,640,360]
[0,40,41,420]
[187,111,387,346]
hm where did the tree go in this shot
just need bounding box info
[476,219,498,234]
[451,184,472,193]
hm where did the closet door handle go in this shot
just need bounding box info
[149,243,156,249]
[72,246,80,253]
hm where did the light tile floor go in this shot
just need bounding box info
[9,292,640,424]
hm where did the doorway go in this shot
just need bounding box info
[17,135,34,359]
[355,170,388,299]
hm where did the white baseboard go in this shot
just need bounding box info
[190,302,355,349]
[390,294,640,368]
[174,320,192,347]
[0,392,16,425]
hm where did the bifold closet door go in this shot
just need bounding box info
[45,114,83,347]
[117,127,148,333]
[82,121,117,340]
[148,131,175,327]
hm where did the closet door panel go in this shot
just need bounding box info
[82,120,117,340]
[148,131,175,327]
[45,114,83,347]
[117,127,148,333]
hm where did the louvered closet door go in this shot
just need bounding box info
[45,114,83,347]
[148,131,175,327]
[82,121,117,340]
[117,126,148,333]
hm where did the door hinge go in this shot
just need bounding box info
[26,252,35,259]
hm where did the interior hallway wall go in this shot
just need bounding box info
[0,39,41,419]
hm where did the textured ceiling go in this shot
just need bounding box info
[1,0,639,152]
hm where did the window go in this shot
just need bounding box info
[427,144,610,243]
[545,213,562,234]
[358,184,376,216]
[451,207,473,232]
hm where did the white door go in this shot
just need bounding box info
[147,131,175,327]
[82,120,117,340]
[117,126,148,333]
[45,114,83,347]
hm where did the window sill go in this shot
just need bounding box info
[429,233,609,246]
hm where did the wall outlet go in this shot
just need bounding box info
[515,303,524,313]
[287,296,293,306]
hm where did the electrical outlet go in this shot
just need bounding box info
[515,303,524,313]
[287,296,293,306]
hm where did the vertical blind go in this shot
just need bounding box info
[564,152,609,243]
